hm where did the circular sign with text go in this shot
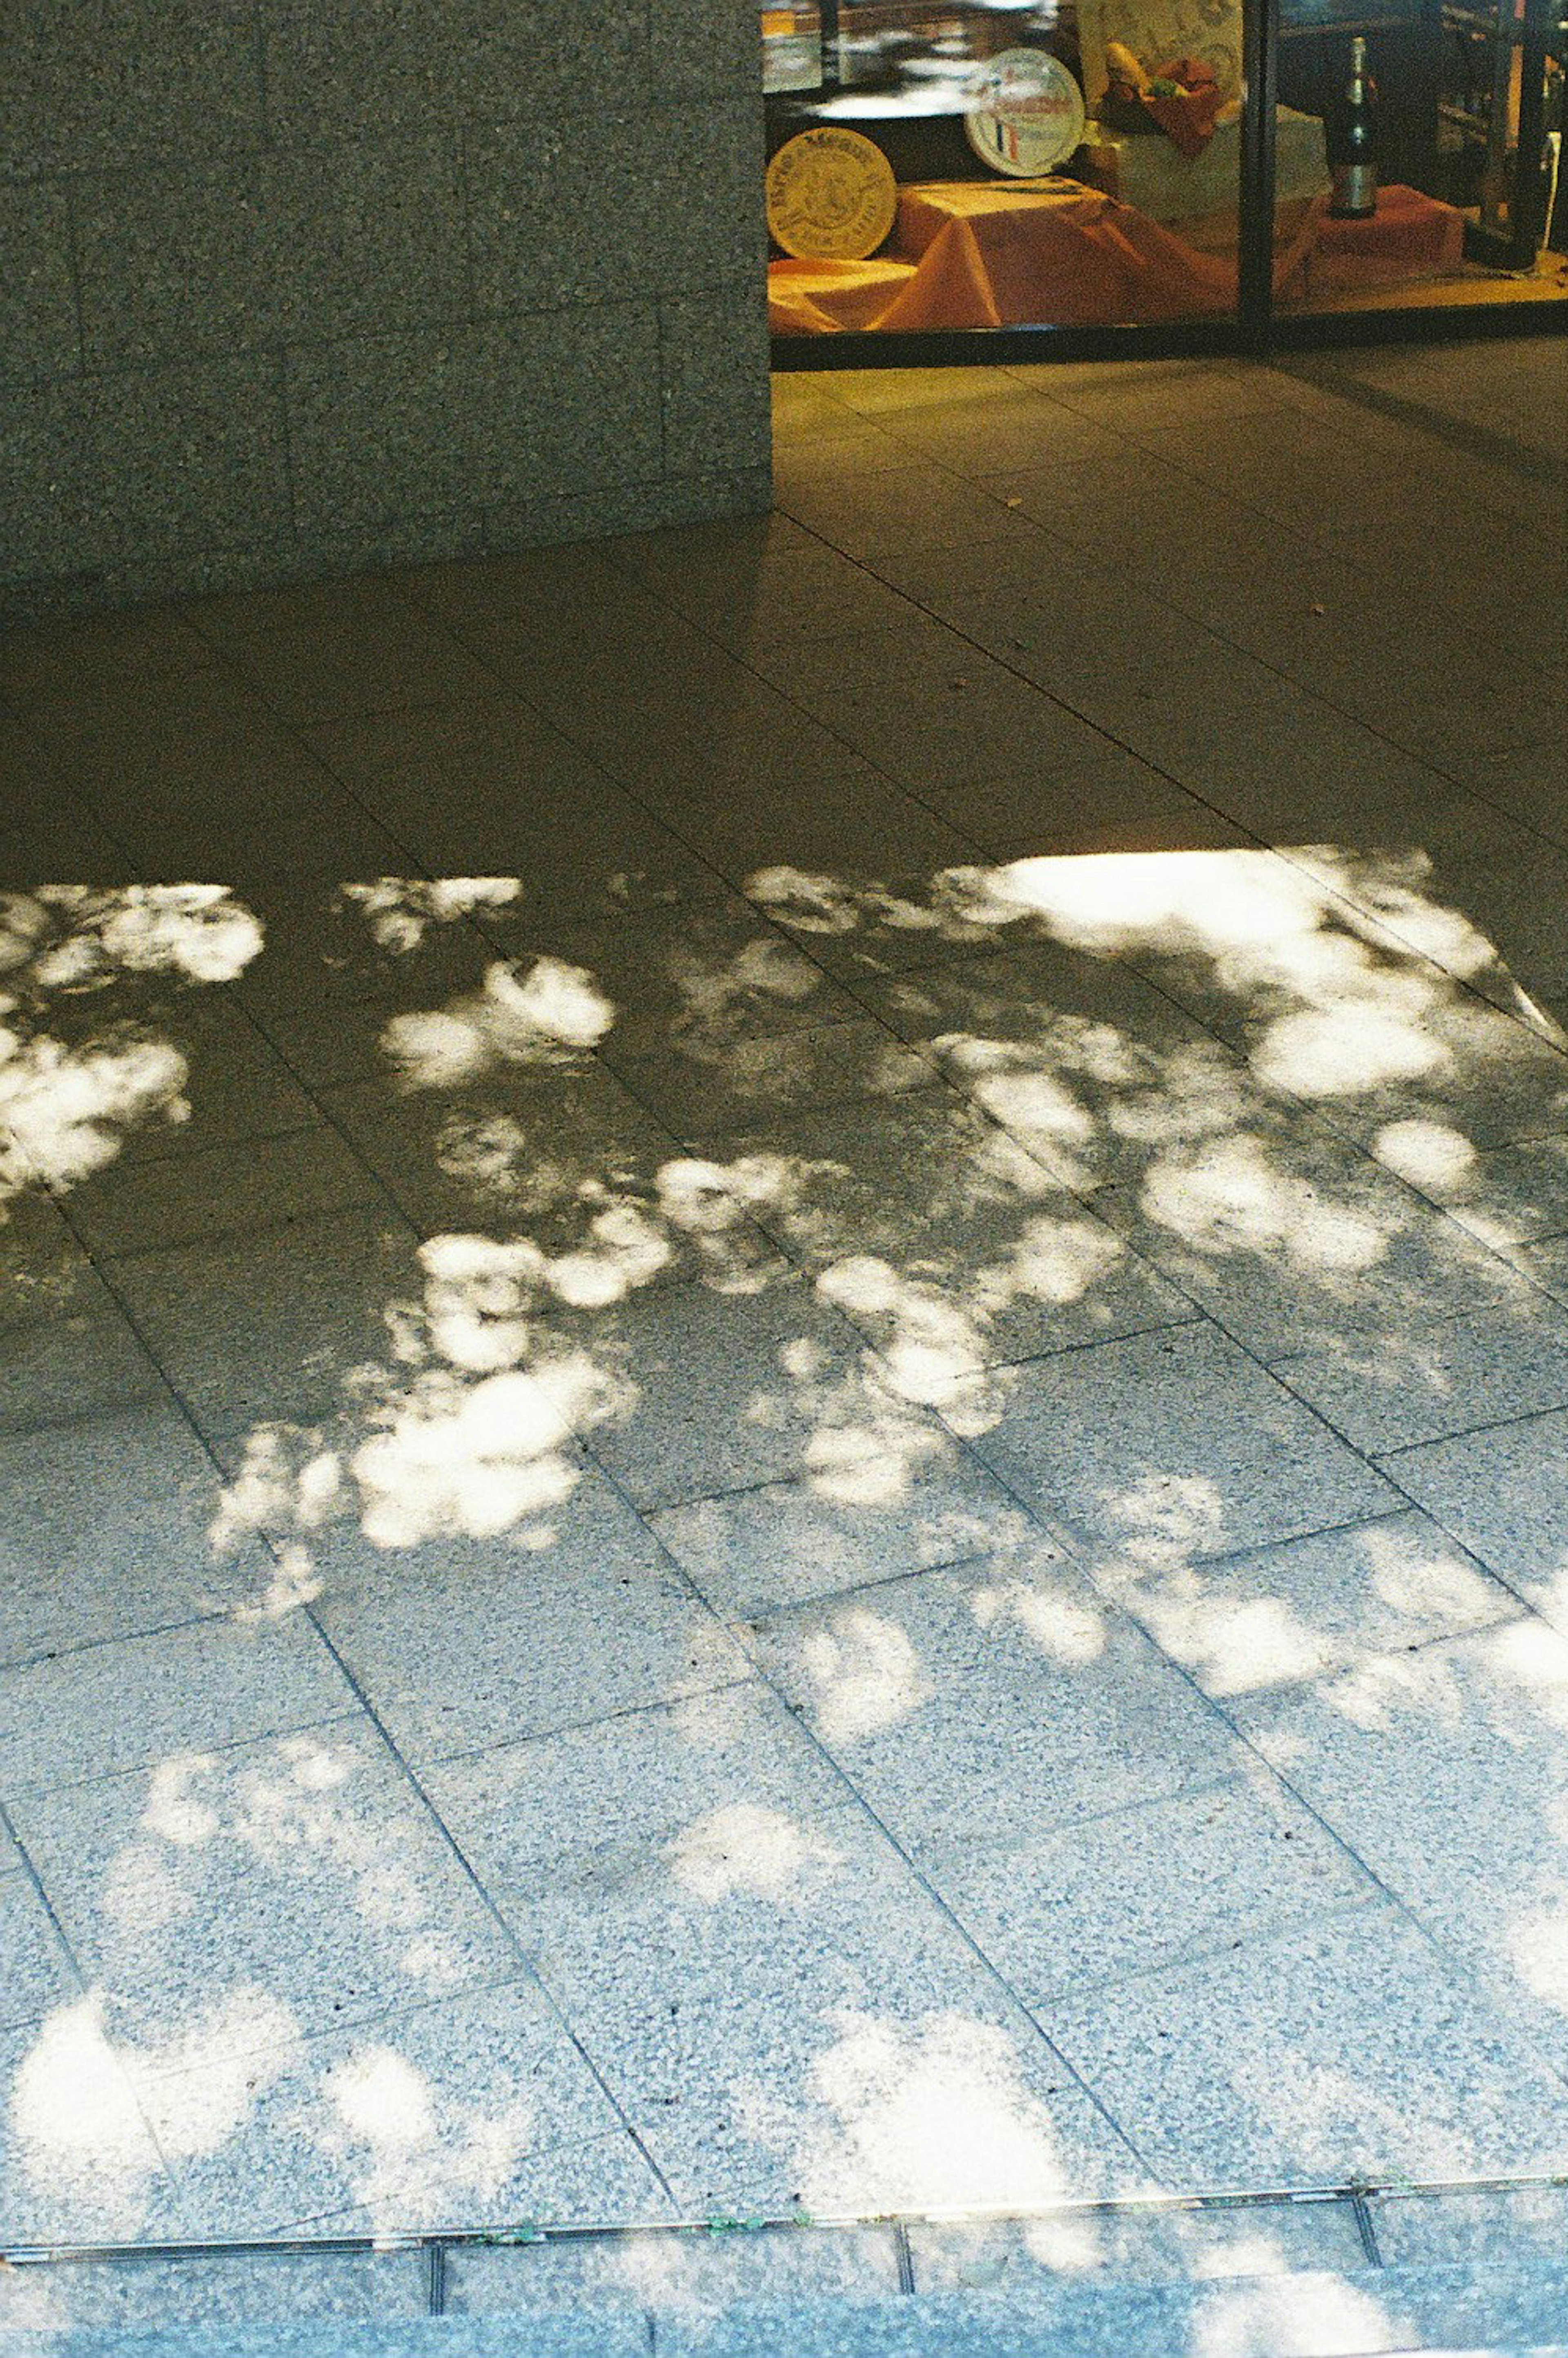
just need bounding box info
[766,127,899,261]
[964,49,1087,177]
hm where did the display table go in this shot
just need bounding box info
[1287,181,1466,299]
[767,179,1467,331]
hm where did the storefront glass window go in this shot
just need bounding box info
[763,0,1566,343]
[1274,0,1566,314]
[764,2,1243,333]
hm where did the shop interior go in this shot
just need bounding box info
[762,0,1568,337]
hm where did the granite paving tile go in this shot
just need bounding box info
[1085,1102,1537,1365]
[1378,1404,1568,1631]
[103,1205,421,1440]
[185,575,501,728]
[66,1123,390,1260]
[424,1693,1145,2218]
[602,1016,937,1140]
[914,1774,1377,2010]
[0,1305,169,1432]
[0,1608,356,1796]
[0,2016,179,2247]
[1242,982,1568,1156]
[581,1272,955,1512]
[476,900,866,1064]
[1370,2183,1568,2266]
[949,1321,1399,1563]
[647,1443,1036,1624]
[10,1717,520,2061]
[719,1095,1194,1394]
[1038,1900,1568,2188]
[1272,1295,1568,1454]
[1226,1616,1568,2079]
[145,1980,632,2240]
[306,1468,751,1767]
[236,929,508,1093]
[0,1401,281,1666]
[0,2250,427,2333]
[289,2127,674,2237]
[748,1548,1250,1863]
[313,1064,684,1249]
[1088,1508,1519,1702]
[0,1869,80,2036]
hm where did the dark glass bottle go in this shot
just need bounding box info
[1327,35,1379,218]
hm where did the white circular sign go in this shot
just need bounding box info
[964,48,1087,178]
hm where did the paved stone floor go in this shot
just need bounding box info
[2,339,1568,2247]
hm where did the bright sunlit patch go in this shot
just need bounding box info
[956,850,1323,957]
[970,1575,1107,1666]
[0,1022,188,1198]
[817,1255,989,1405]
[10,1997,158,2194]
[800,1606,933,1744]
[1,884,264,988]
[1104,1473,1229,1566]
[350,1368,583,1546]
[1140,1135,1385,1273]
[1372,1117,1478,1193]
[793,2012,1091,2213]
[341,876,522,953]
[1250,1001,1451,1100]
[141,1756,223,1848]
[382,955,613,1087]
[330,2047,438,2147]
[668,1803,842,1904]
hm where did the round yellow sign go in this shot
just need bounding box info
[766,127,899,262]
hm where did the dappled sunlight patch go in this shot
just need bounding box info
[1140,1134,1388,1276]
[381,957,613,1088]
[985,1210,1126,1310]
[1102,1474,1230,1568]
[0,883,265,1203]
[655,1151,812,1291]
[668,932,824,1037]
[798,1606,934,1744]
[969,1572,1108,1668]
[208,1229,643,1574]
[124,1990,305,2158]
[746,865,1009,960]
[668,1803,843,1905]
[1251,997,1452,1102]
[792,2011,1094,2213]
[9,1996,163,2221]
[1299,847,1500,987]
[0,1019,189,1196]
[1187,2267,1402,2357]
[1505,1885,1568,2014]
[817,1255,989,1407]
[1097,1562,1339,1700]
[319,2040,539,2228]
[349,1365,592,1547]
[341,876,522,954]
[1372,1118,1478,1195]
[0,884,264,991]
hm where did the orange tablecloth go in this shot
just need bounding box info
[768,180,1466,332]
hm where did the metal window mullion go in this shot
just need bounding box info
[1240,0,1283,346]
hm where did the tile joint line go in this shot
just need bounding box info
[7,2166,1566,2271]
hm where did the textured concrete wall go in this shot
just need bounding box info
[2,1,772,622]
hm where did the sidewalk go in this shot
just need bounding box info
[2,337,1568,2246]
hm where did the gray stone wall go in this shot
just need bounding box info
[2,1,772,622]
